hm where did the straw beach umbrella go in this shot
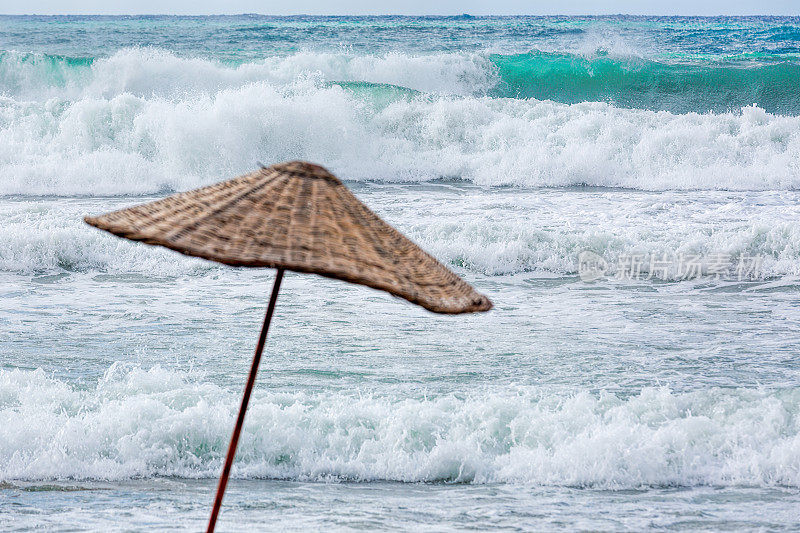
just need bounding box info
[84,160,492,532]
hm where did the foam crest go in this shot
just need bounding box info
[2,80,800,196]
[0,48,493,101]
[0,201,213,275]
[3,193,800,279]
[412,212,800,278]
[1,365,798,485]
[2,48,800,195]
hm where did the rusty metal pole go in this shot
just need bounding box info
[207,268,284,533]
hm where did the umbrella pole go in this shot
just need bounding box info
[207,268,285,533]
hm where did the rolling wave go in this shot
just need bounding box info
[0,48,493,99]
[4,194,800,278]
[3,47,799,113]
[491,51,800,115]
[1,48,799,196]
[1,364,798,485]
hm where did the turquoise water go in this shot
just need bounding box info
[1,15,800,531]
[2,15,800,114]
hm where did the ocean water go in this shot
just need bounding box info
[1,15,800,531]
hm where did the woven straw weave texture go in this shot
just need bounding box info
[84,161,492,314]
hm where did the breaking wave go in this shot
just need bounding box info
[1,48,799,195]
[3,193,800,278]
[1,365,798,485]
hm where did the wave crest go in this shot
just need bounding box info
[2,85,800,195]
[1,48,799,195]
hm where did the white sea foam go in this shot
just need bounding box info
[0,364,798,485]
[0,202,211,275]
[0,48,493,101]
[1,48,799,196]
[3,192,800,278]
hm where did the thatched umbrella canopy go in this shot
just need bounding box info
[85,161,492,531]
